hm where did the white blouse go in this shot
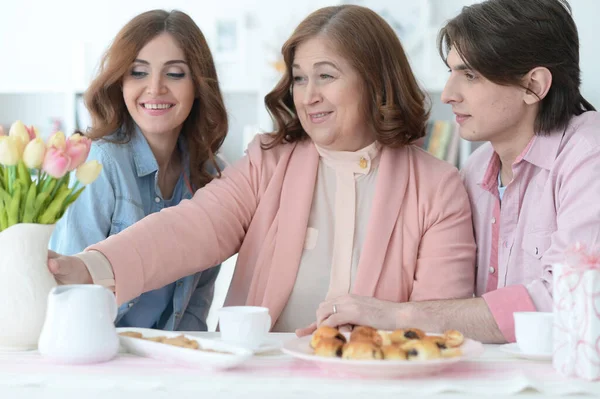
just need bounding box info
[273,141,381,332]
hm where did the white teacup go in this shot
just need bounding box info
[219,306,271,350]
[514,311,553,355]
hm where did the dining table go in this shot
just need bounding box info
[0,332,598,399]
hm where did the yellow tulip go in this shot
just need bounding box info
[8,120,30,146]
[23,138,46,169]
[75,160,102,185]
[69,132,84,143]
[47,131,66,150]
[0,136,21,166]
[14,137,25,157]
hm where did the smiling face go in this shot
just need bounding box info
[291,36,374,152]
[122,32,196,140]
[441,47,536,144]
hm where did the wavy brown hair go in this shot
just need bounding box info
[84,9,228,189]
[438,0,595,135]
[264,5,429,149]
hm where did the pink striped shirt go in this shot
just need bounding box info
[461,111,600,342]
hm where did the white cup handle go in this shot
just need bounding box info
[265,314,271,332]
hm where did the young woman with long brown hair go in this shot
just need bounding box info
[50,9,227,331]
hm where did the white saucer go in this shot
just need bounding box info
[499,343,552,361]
[218,339,282,355]
[0,345,37,353]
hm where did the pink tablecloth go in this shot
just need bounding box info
[0,349,597,396]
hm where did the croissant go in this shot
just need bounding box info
[382,344,407,360]
[402,340,442,361]
[310,326,346,349]
[350,326,383,346]
[314,337,345,358]
[342,341,383,360]
[443,330,464,348]
[390,328,426,344]
[422,335,447,349]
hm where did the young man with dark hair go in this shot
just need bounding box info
[314,0,599,344]
[434,0,598,343]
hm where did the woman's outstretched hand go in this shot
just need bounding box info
[47,250,93,285]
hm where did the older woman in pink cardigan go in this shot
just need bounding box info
[48,5,476,334]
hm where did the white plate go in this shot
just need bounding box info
[281,334,485,378]
[117,327,253,370]
[499,343,552,361]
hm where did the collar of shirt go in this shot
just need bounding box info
[129,125,189,176]
[314,140,381,175]
[478,129,564,192]
[126,124,192,191]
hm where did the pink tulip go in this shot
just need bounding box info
[42,147,71,178]
[0,126,5,136]
[25,125,39,141]
[65,134,92,171]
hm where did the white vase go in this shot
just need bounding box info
[0,223,57,351]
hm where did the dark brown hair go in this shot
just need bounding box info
[84,9,228,189]
[438,0,595,134]
[264,5,429,149]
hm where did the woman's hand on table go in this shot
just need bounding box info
[47,250,93,285]
[295,322,317,337]
[317,294,399,331]
[295,294,400,337]
[295,322,353,337]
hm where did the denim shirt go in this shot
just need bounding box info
[49,125,221,331]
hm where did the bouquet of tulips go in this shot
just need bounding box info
[0,121,102,232]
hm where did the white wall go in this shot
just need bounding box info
[0,0,337,162]
[424,0,600,121]
[0,0,597,159]
[571,0,600,109]
[430,0,600,110]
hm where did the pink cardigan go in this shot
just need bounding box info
[90,135,476,327]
